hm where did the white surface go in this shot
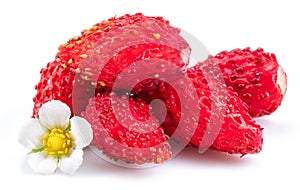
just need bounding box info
[0,0,299,189]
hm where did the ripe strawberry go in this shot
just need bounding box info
[33,60,94,118]
[33,13,190,117]
[138,61,263,155]
[81,93,172,164]
[198,47,287,117]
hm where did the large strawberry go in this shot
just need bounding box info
[33,13,190,117]
[198,47,287,117]
[137,61,263,155]
[81,93,172,164]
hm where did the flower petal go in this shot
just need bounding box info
[59,148,83,174]
[18,119,47,149]
[27,152,57,174]
[70,116,93,148]
[38,100,71,130]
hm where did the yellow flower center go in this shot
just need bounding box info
[43,128,73,157]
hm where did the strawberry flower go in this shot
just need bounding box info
[18,100,93,174]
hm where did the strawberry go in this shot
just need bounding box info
[33,13,190,117]
[198,47,287,117]
[33,60,94,118]
[138,61,263,155]
[81,93,172,164]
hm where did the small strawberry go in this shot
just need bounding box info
[33,60,94,117]
[138,61,263,155]
[33,13,190,117]
[81,93,172,164]
[197,47,287,117]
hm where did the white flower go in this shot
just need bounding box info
[18,100,93,174]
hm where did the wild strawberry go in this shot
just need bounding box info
[33,60,94,118]
[198,47,287,117]
[138,61,263,155]
[33,13,190,117]
[81,93,172,164]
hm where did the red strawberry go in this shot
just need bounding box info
[198,47,287,117]
[33,13,190,117]
[81,93,172,164]
[138,61,263,155]
[33,60,94,118]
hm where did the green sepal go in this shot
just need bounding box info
[65,120,71,131]
[28,146,45,154]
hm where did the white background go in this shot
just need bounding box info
[0,0,299,189]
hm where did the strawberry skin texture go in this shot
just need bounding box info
[33,13,190,117]
[200,47,287,117]
[81,93,172,164]
[189,64,263,154]
[139,63,263,155]
[33,60,94,117]
[209,89,263,155]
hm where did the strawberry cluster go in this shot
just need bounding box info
[33,13,287,165]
